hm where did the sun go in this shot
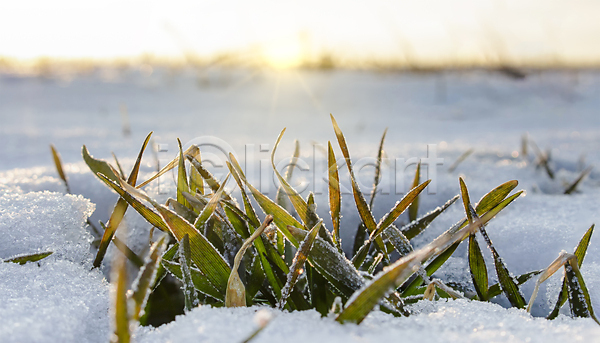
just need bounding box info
[261,38,303,69]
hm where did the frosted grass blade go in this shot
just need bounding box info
[565,257,598,323]
[179,234,200,311]
[401,195,459,240]
[129,236,167,320]
[278,219,322,309]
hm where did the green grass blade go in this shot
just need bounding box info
[189,151,204,196]
[136,144,198,188]
[111,234,144,268]
[111,253,130,343]
[401,241,460,296]
[154,203,231,294]
[112,152,126,179]
[493,247,526,308]
[278,219,322,309]
[286,225,364,298]
[50,144,70,193]
[408,162,421,222]
[130,236,167,320]
[468,234,488,301]
[373,180,431,239]
[275,138,300,211]
[91,133,152,268]
[226,159,261,228]
[337,215,484,324]
[402,189,523,296]
[566,258,599,323]
[548,224,594,319]
[161,259,224,301]
[328,142,341,248]
[488,269,542,298]
[179,234,200,311]
[177,139,191,209]
[82,145,120,184]
[475,180,518,215]
[95,174,168,232]
[4,251,53,265]
[194,174,230,229]
[330,114,387,259]
[401,195,459,240]
[187,156,232,201]
[459,177,474,223]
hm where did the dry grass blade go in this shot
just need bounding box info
[50,144,70,193]
[548,224,595,319]
[327,142,341,248]
[448,148,474,173]
[527,252,572,313]
[129,236,167,320]
[278,219,322,309]
[111,234,144,268]
[4,251,53,265]
[226,215,273,307]
[564,166,593,194]
[408,162,421,222]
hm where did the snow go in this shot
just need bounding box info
[1,67,600,342]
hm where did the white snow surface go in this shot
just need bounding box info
[1,67,600,342]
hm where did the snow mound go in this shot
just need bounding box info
[136,300,600,343]
[0,260,109,343]
[0,189,95,263]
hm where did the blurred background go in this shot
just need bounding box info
[2,0,600,70]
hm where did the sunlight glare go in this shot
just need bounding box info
[262,39,303,69]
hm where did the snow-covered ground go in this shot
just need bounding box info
[1,67,599,342]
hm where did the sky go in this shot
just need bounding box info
[1,0,600,67]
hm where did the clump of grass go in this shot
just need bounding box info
[81,115,597,333]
